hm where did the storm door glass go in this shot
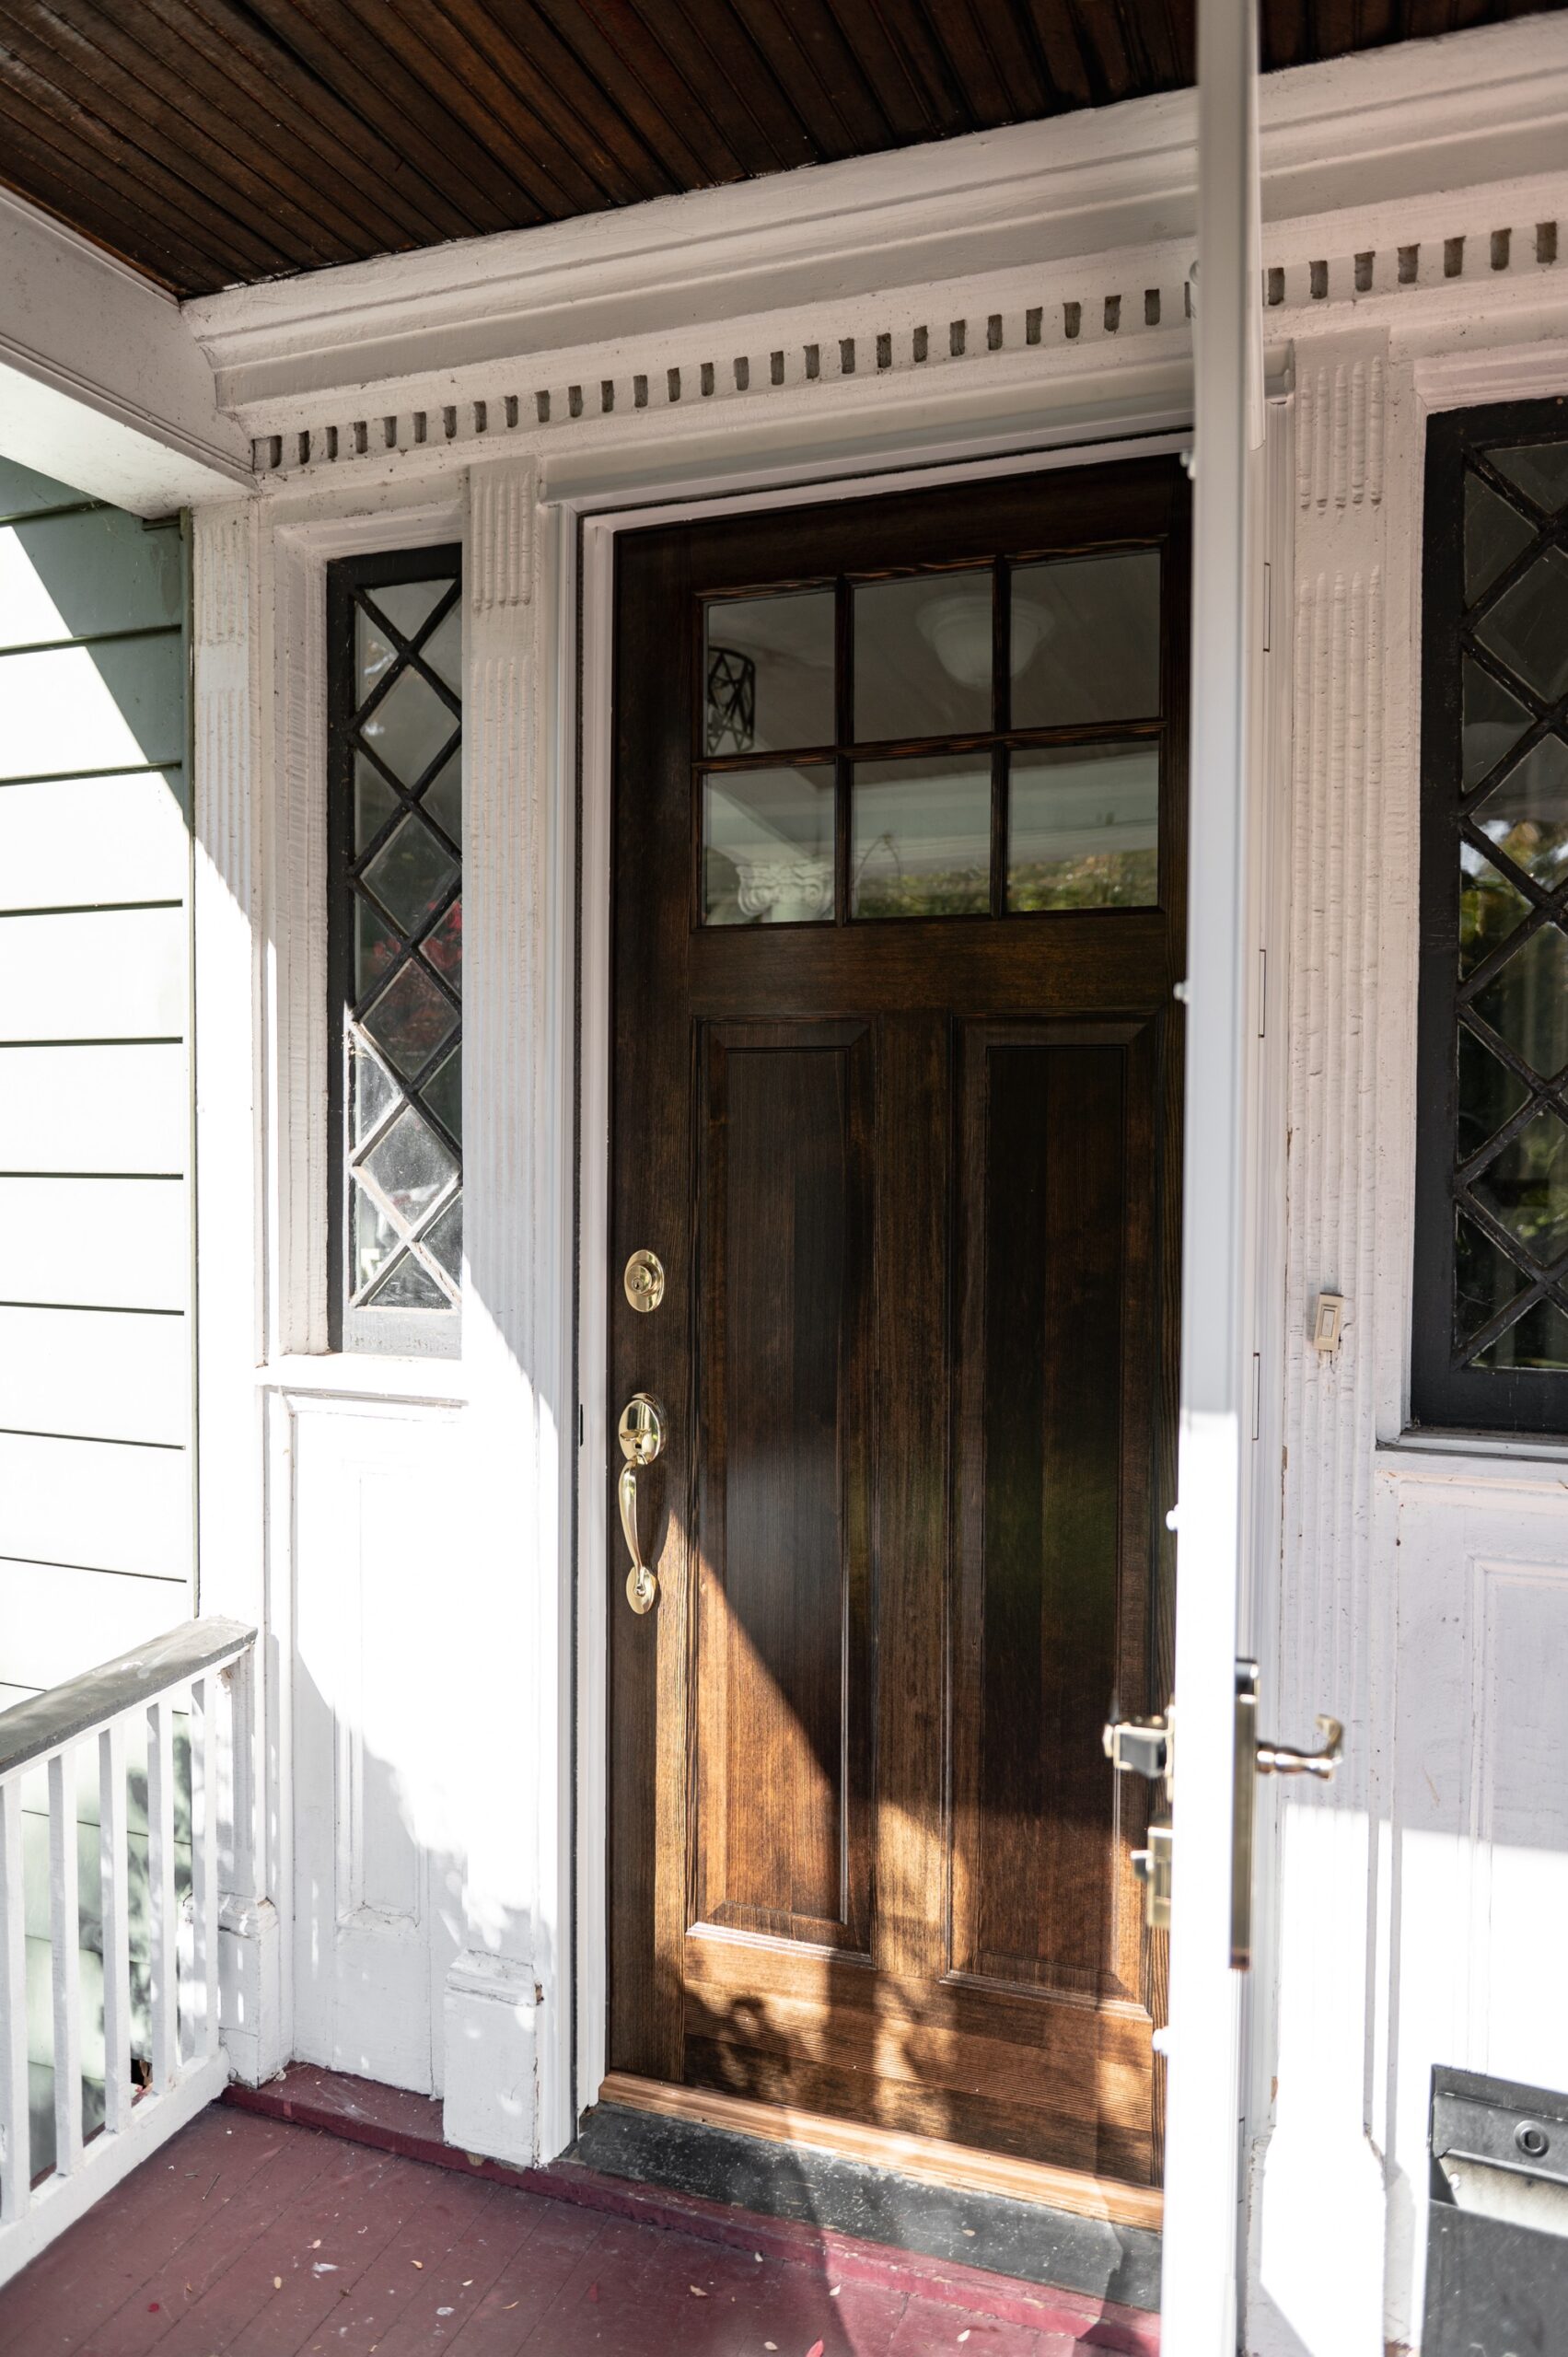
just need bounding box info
[1414,406,1568,1431]
[328,548,462,1354]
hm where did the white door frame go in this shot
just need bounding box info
[566,422,1202,2137]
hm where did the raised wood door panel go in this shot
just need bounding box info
[952,1017,1161,2014]
[609,458,1187,2186]
[693,1021,875,1955]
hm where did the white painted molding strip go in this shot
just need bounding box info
[234,194,1568,482]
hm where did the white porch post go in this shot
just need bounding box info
[1160,0,1260,2347]
[442,455,574,2165]
[192,502,285,2086]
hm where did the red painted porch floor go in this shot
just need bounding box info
[0,2097,1154,2357]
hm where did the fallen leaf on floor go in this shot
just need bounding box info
[959,2334,970,2344]
[829,2285,841,2297]
[503,2301,519,2311]
[311,2238,321,2248]
[961,2228,976,2237]
[462,2279,473,2286]
[467,2152,484,2165]
[691,2284,709,2296]
[807,2341,825,2357]
[437,2307,455,2316]
[765,2343,778,2351]
[312,2263,338,2275]
[412,2259,424,2269]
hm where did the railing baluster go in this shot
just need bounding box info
[145,1700,179,2094]
[0,1779,28,2224]
[190,1676,218,2062]
[99,1721,132,2135]
[48,1751,84,2177]
[0,1619,254,2285]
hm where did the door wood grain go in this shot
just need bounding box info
[608,458,1188,2185]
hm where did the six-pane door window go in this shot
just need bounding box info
[327,548,462,1355]
[698,551,1165,927]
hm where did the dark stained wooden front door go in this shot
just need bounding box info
[607,457,1188,2191]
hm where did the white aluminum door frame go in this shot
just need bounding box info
[1159,0,1263,2348]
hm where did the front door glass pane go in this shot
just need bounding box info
[703,762,835,924]
[704,590,835,754]
[850,752,991,917]
[853,572,992,741]
[1010,550,1162,728]
[1008,743,1159,910]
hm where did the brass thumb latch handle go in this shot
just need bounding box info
[1254,1716,1343,1780]
[617,1392,665,1615]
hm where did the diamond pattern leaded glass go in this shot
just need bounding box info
[1446,429,1568,1386]
[331,556,463,1341]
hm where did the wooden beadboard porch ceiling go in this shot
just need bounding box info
[0,0,1561,301]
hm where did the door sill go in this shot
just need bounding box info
[598,2072,1163,2232]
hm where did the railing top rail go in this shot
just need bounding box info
[0,1617,256,1782]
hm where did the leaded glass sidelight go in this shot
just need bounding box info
[327,550,462,1354]
[1414,406,1568,1431]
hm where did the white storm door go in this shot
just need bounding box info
[1158,0,1262,2348]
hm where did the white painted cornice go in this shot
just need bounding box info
[0,185,251,513]
[188,16,1568,424]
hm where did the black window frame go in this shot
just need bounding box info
[1412,396,1568,1434]
[326,542,464,1358]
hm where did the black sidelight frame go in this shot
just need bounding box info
[326,543,464,1357]
[1412,398,1568,1434]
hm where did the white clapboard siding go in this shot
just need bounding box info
[0,1435,187,1582]
[0,1045,187,1175]
[0,509,183,651]
[0,1178,187,1312]
[0,1309,188,1447]
[0,775,188,912]
[0,641,185,782]
[0,1563,188,1695]
[0,911,188,1043]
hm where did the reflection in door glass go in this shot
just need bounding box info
[703,762,835,923]
[1008,743,1159,910]
[851,752,991,917]
[854,572,992,742]
[703,590,835,754]
[1010,550,1161,728]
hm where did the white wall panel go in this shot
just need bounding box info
[0,1432,187,1580]
[0,908,188,1041]
[0,1306,188,1445]
[0,1044,187,1174]
[289,1399,465,2098]
[0,773,188,911]
[0,1559,187,1692]
[0,1178,187,1310]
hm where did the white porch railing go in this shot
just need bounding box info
[0,1617,256,2289]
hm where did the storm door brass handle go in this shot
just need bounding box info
[617,1393,665,1615]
